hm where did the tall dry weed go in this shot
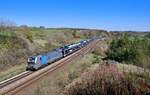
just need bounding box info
[64,64,150,95]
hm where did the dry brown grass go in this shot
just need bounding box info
[64,64,150,95]
[0,64,25,81]
[0,35,29,71]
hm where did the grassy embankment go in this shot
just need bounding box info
[0,28,105,81]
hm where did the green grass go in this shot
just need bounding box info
[0,64,26,82]
[0,31,16,37]
[0,43,10,49]
[30,29,61,39]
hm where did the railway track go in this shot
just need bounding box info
[0,71,32,89]
[0,39,100,95]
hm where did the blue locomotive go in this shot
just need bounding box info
[26,39,92,71]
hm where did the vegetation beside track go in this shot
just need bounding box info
[106,33,150,68]
[64,63,150,95]
[0,64,26,82]
[63,33,150,95]
[0,20,107,74]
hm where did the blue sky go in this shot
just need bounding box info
[0,0,150,31]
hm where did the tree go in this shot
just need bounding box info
[39,26,45,29]
[20,25,28,28]
[72,30,77,38]
[0,18,16,32]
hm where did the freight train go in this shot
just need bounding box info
[26,38,96,71]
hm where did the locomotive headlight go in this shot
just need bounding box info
[27,59,30,62]
[35,57,37,63]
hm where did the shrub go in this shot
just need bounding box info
[92,54,100,64]
[106,33,150,67]
[64,64,150,95]
[25,32,33,42]
[0,31,16,37]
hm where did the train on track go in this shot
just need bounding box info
[26,37,97,71]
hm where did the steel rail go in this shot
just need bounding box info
[0,71,32,89]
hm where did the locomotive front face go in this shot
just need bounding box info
[27,57,38,70]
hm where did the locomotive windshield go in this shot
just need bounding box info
[63,45,67,48]
[27,57,37,64]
